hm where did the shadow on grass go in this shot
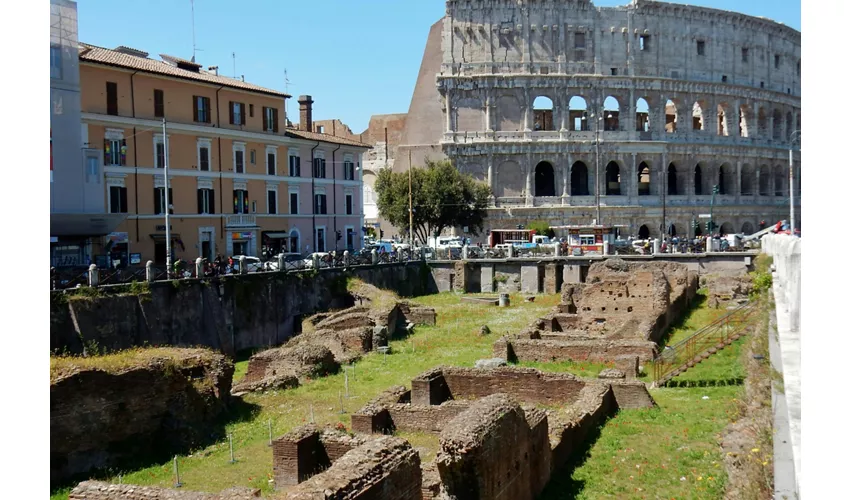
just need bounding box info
[665,377,744,388]
[656,293,708,350]
[50,395,262,496]
[536,415,611,499]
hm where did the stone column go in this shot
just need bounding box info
[525,152,533,205]
[661,151,668,198]
[487,154,495,196]
[445,89,453,134]
[523,89,532,132]
[630,153,638,201]
[562,152,571,200]
[755,168,762,202]
[730,100,741,137]
[485,91,493,132]
[559,95,568,131]
[768,106,775,140]
[736,161,742,202]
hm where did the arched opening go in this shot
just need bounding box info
[638,225,650,239]
[739,104,751,137]
[533,96,554,131]
[694,164,704,195]
[774,166,785,197]
[669,224,677,237]
[717,103,729,136]
[289,229,301,254]
[757,107,768,137]
[692,101,704,130]
[719,222,734,236]
[605,161,621,195]
[667,164,678,195]
[569,96,588,131]
[741,222,754,235]
[534,161,555,196]
[637,162,651,196]
[665,99,678,133]
[718,163,733,195]
[772,109,782,140]
[570,161,589,196]
[636,97,650,132]
[785,112,793,142]
[603,96,620,131]
[795,115,801,144]
[740,164,755,196]
[759,165,771,196]
[694,222,703,237]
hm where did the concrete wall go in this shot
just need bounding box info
[762,235,800,331]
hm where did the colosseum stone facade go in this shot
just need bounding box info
[388,0,801,239]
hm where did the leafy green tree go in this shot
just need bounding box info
[375,159,491,244]
[527,220,555,238]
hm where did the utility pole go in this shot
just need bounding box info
[163,118,173,278]
[709,184,718,237]
[595,111,601,225]
[789,130,800,235]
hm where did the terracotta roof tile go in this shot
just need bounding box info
[285,128,371,148]
[79,43,290,98]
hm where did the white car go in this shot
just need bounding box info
[303,252,332,269]
[231,255,263,273]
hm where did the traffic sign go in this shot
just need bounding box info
[698,214,711,219]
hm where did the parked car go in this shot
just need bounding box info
[263,253,306,271]
[303,252,332,269]
[231,255,263,273]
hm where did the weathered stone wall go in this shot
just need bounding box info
[69,481,261,499]
[51,349,233,485]
[500,337,658,364]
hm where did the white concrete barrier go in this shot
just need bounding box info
[762,234,801,332]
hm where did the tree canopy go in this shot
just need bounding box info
[374,159,491,245]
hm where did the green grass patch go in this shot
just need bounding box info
[514,359,615,378]
[50,347,220,384]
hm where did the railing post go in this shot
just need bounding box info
[146,260,154,282]
[371,249,378,265]
[462,244,469,260]
[343,250,350,267]
[87,264,99,287]
[239,256,247,275]
[278,253,285,272]
[507,245,514,259]
[195,257,204,278]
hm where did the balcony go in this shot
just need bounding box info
[225,214,257,227]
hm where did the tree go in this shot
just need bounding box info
[527,220,555,238]
[375,159,491,245]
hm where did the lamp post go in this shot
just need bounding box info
[162,118,172,278]
[583,111,608,226]
[789,130,801,235]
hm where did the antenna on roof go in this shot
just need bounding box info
[284,69,294,95]
[190,0,197,62]
[232,52,236,78]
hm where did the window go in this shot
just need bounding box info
[313,157,326,178]
[267,190,277,214]
[197,188,215,214]
[233,189,249,214]
[154,89,164,117]
[103,138,126,166]
[229,101,246,125]
[289,230,300,254]
[316,228,326,252]
[741,47,749,63]
[289,153,301,176]
[579,235,595,246]
[289,190,299,214]
[774,54,780,69]
[106,82,118,116]
[345,193,353,215]
[267,150,277,176]
[346,228,355,250]
[639,34,649,51]
[198,140,211,171]
[263,106,279,132]
[50,45,62,79]
[154,187,174,215]
[250,150,256,165]
[343,159,355,180]
[193,95,211,123]
[721,75,728,83]
[574,32,585,49]
[610,68,618,76]
[314,193,327,214]
[797,60,801,77]
[85,153,100,183]
[249,104,254,117]
[233,144,246,174]
[696,40,705,56]
[155,138,166,168]
[109,186,128,214]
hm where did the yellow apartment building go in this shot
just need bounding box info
[77,44,370,266]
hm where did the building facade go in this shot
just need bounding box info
[51,0,126,267]
[391,0,801,239]
[77,44,369,266]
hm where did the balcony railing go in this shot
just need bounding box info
[225,214,257,227]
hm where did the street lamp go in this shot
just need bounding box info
[789,130,801,235]
[582,111,609,225]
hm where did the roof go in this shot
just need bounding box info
[78,43,290,98]
[285,128,371,149]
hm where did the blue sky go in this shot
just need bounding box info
[78,0,800,134]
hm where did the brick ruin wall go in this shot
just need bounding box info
[69,481,261,499]
[51,349,233,485]
[272,426,369,487]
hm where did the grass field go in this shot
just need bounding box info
[51,283,762,500]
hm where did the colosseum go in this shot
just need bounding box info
[367,0,801,239]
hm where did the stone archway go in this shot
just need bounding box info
[571,161,589,196]
[638,224,650,239]
[534,161,555,197]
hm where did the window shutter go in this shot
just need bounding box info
[263,108,268,131]
[273,109,279,133]
[229,102,234,125]
[243,192,249,214]
[241,103,247,124]
[103,139,109,165]
[120,187,128,213]
[193,96,199,122]
[154,188,162,215]
[210,190,215,214]
[197,189,204,214]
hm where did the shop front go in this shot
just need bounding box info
[261,231,289,260]
[227,231,256,257]
[104,232,129,268]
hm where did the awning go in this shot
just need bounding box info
[50,213,127,237]
[265,232,289,239]
[149,233,182,242]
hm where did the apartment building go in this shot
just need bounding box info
[77,44,370,266]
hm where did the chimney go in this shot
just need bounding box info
[208,66,219,76]
[298,95,314,132]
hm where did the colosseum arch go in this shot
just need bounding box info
[605,161,621,195]
[772,109,782,140]
[637,161,651,196]
[603,96,620,131]
[497,160,523,197]
[759,165,771,196]
[740,164,756,196]
[638,224,650,239]
[495,94,522,132]
[757,107,768,137]
[785,112,794,142]
[667,163,681,195]
[532,95,555,131]
[694,163,706,195]
[636,97,651,132]
[571,161,590,196]
[718,163,735,195]
[461,163,487,183]
[717,103,731,136]
[665,99,678,133]
[719,222,735,236]
[692,101,706,131]
[774,165,786,197]
[741,221,755,235]
[569,96,589,131]
[738,104,752,137]
[454,97,483,132]
[534,161,556,196]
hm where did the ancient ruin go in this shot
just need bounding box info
[495,259,698,365]
[51,348,234,485]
